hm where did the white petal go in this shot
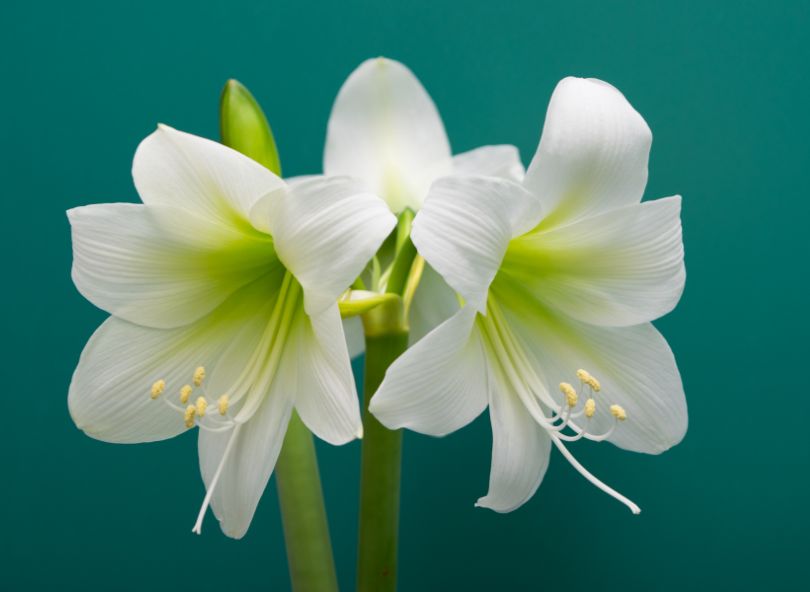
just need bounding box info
[407,262,459,344]
[412,176,539,312]
[133,125,285,226]
[523,77,652,227]
[343,316,365,359]
[369,307,487,436]
[324,57,452,212]
[251,176,396,315]
[198,383,294,539]
[499,196,685,327]
[68,277,278,443]
[475,368,552,512]
[287,304,363,445]
[452,145,525,182]
[495,295,687,454]
[69,203,278,329]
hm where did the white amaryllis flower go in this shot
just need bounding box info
[370,77,687,513]
[324,57,525,346]
[68,125,395,538]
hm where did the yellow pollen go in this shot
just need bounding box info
[195,396,208,417]
[193,366,206,387]
[576,368,601,392]
[218,395,230,416]
[179,384,193,404]
[559,382,578,407]
[150,379,166,399]
[584,398,596,418]
[610,404,627,421]
[184,405,196,428]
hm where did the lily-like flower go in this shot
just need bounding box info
[370,77,687,513]
[68,125,395,537]
[324,57,525,345]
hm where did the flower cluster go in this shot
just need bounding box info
[68,58,686,539]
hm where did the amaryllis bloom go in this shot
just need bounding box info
[68,126,395,537]
[324,57,525,346]
[370,77,687,513]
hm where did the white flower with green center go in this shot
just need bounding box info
[68,125,395,538]
[325,57,526,346]
[369,77,687,513]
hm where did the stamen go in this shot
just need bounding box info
[584,398,596,418]
[217,395,230,416]
[180,384,193,404]
[559,382,578,408]
[610,404,627,421]
[184,405,196,428]
[193,366,206,387]
[576,368,601,392]
[195,396,208,417]
[150,379,166,399]
[192,425,241,534]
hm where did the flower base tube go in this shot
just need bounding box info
[357,301,409,592]
[275,411,340,592]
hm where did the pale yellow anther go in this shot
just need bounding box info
[584,398,596,418]
[610,404,627,421]
[576,368,601,392]
[179,384,193,404]
[184,405,196,428]
[150,379,166,400]
[218,395,230,416]
[193,366,206,387]
[195,396,208,417]
[559,382,578,407]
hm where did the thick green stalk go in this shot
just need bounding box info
[275,412,339,592]
[357,299,409,592]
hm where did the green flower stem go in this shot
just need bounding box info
[275,411,339,592]
[357,298,409,592]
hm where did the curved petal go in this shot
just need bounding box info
[493,290,687,454]
[324,57,452,212]
[412,176,540,312]
[251,176,396,315]
[343,316,365,359]
[407,262,459,344]
[133,125,285,226]
[287,304,363,445]
[69,203,279,329]
[198,382,294,539]
[499,196,685,327]
[68,275,280,444]
[452,145,525,182]
[369,307,487,437]
[475,366,552,512]
[523,77,652,228]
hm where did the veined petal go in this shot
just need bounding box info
[494,291,687,454]
[452,145,525,182]
[287,304,363,445]
[475,366,552,512]
[198,381,294,539]
[69,203,279,329]
[251,176,396,315]
[412,176,539,312]
[324,57,452,212]
[499,196,685,327]
[369,307,487,437]
[68,275,280,444]
[133,125,285,227]
[407,262,459,344]
[523,77,652,228]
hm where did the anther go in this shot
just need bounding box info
[559,382,578,407]
[180,384,193,404]
[150,379,166,399]
[584,398,596,418]
[195,396,208,417]
[610,404,627,421]
[576,368,601,392]
[217,395,230,416]
[193,366,206,387]
[184,405,196,428]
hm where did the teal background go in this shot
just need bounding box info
[2,0,807,590]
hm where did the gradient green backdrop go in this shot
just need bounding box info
[2,1,807,590]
